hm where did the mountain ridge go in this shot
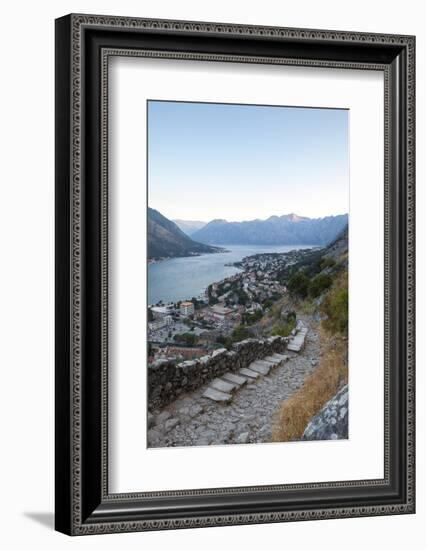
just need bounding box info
[191,213,348,246]
[148,208,222,260]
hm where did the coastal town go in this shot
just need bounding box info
[148,247,319,364]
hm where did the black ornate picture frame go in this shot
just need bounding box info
[55,14,415,535]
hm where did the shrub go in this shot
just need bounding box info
[237,290,249,305]
[287,271,310,298]
[216,334,233,349]
[283,310,296,323]
[173,332,198,346]
[309,273,333,298]
[271,311,296,337]
[320,257,336,270]
[231,325,252,343]
[321,271,348,335]
[243,310,263,325]
[270,321,294,337]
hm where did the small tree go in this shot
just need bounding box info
[287,272,310,299]
[231,325,252,343]
[309,274,333,298]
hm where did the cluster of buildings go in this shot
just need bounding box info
[148,248,314,363]
[207,253,290,308]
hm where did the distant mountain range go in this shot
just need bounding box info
[191,213,348,246]
[148,208,221,260]
[173,219,207,236]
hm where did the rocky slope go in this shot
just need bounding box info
[302,384,348,440]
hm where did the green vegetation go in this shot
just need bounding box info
[319,257,336,270]
[287,272,310,298]
[285,254,336,301]
[215,335,228,346]
[321,271,348,335]
[302,299,316,315]
[206,285,218,305]
[173,332,198,346]
[284,310,296,323]
[231,325,252,342]
[308,273,333,298]
[271,228,348,443]
[270,321,294,337]
[237,289,249,305]
[242,309,263,325]
[215,324,254,349]
[270,310,296,337]
[148,342,154,357]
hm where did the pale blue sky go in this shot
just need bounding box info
[147,100,349,222]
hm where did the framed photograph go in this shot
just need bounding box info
[55,14,415,535]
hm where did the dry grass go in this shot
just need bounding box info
[271,328,348,442]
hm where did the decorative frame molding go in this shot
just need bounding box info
[55,14,415,535]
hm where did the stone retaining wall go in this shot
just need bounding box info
[148,336,289,410]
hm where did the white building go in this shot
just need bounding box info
[180,301,195,316]
[151,305,173,319]
[148,315,173,333]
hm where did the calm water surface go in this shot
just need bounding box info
[148,244,314,305]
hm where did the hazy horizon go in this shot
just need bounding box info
[151,209,349,225]
[148,100,349,221]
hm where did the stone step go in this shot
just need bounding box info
[287,329,307,352]
[257,359,276,367]
[239,367,259,379]
[202,387,232,402]
[248,361,272,375]
[222,372,248,387]
[287,342,303,352]
[210,378,238,394]
[272,353,289,363]
[262,355,281,365]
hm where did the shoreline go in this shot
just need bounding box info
[148,245,318,308]
[148,246,229,265]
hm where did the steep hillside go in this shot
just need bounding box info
[148,208,222,260]
[271,224,349,442]
[191,213,348,246]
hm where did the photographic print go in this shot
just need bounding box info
[55,16,415,533]
[147,100,349,449]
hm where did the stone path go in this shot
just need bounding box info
[148,321,318,448]
[287,324,308,352]
[201,353,289,403]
